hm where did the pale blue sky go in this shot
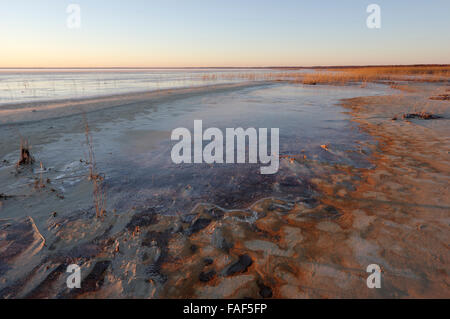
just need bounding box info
[1,0,449,67]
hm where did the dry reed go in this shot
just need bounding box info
[198,65,450,85]
[83,114,106,218]
[17,139,34,166]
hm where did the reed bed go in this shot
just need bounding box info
[299,66,450,85]
[199,66,450,85]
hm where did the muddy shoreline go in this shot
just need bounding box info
[0,81,449,298]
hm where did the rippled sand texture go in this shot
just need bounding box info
[0,81,449,298]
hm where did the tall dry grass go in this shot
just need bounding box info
[199,65,450,85]
[302,66,450,85]
[335,65,450,76]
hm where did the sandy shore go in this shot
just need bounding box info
[0,80,449,298]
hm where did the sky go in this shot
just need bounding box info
[1,0,449,68]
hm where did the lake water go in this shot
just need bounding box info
[0,68,306,105]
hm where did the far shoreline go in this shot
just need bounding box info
[1,63,448,70]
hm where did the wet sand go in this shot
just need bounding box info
[0,80,449,298]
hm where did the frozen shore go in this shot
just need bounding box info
[0,80,449,298]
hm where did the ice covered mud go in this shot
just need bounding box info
[0,79,448,298]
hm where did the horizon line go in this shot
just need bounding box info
[0,64,449,70]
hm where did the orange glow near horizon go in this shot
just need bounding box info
[3,48,449,69]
